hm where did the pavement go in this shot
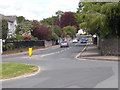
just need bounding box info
[78,43,119,61]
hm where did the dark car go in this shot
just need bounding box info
[81,38,87,43]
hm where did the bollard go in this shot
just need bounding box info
[29,48,32,56]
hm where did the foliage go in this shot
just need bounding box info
[15,21,33,35]
[17,16,25,23]
[1,19,8,39]
[49,31,58,40]
[32,21,50,40]
[30,36,38,40]
[49,25,62,40]
[60,12,79,30]
[52,25,62,37]
[76,2,120,39]
[62,26,77,38]
[6,35,24,41]
[5,43,14,50]
[22,35,31,40]
[101,2,120,38]
[56,11,64,16]
[40,16,57,25]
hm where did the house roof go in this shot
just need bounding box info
[5,16,17,22]
[0,13,17,22]
[0,13,5,19]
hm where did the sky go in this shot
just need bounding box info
[0,0,80,21]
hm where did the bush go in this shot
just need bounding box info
[6,35,24,41]
[31,36,38,40]
[5,43,14,50]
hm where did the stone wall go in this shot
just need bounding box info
[44,41,52,47]
[100,39,120,56]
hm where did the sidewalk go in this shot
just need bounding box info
[79,44,119,61]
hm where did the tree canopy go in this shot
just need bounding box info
[15,21,33,35]
[32,21,50,40]
[62,26,77,38]
[60,12,79,30]
[76,2,120,39]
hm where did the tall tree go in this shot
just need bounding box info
[49,25,62,40]
[76,2,120,39]
[62,26,77,38]
[15,21,33,35]
[60,12,79,30]
[40,16,57,25]
[1,19,8,39]
[32,21,50,40]
[17,16,25,23]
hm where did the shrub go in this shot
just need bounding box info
[5,43,14,50]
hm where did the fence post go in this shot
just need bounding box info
[0,39,2,54]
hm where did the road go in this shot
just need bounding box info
[2,42,118,88]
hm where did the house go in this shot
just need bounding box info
[0,13,18,38]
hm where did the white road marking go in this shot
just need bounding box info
[20,47,72,59]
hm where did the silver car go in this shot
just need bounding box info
[60,41,69,48]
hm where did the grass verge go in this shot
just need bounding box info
[0,62,39,79]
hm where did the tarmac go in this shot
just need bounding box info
[77,42,119,88]
[78,43,119,61]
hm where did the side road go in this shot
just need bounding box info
[78,44,118,61]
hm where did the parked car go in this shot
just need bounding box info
[60,41,69,48]
[81,38,87,43]
[72,39,78,43]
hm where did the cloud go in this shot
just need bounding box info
[0,0,79,20]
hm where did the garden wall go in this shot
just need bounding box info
[3,40,56,51]
[99,39,120,56]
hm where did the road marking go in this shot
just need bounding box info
[19,47,71,59]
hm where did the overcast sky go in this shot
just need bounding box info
[0,0,79,20]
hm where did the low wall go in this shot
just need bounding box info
[100,39,120,56]
[3,40,57,51]
[45,41,52,47]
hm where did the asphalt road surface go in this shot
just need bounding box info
[2,42,118,88]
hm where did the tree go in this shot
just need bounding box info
[49,25,62,40]
[32,21,50,40]
[15,21,33,35]
[56,11,64,16]
[60,12,79,30]
[76,2,120,39]
[62,26,77,38]
[52,25,62,37]
[17,16,25,23]
[49,31,58,41]
[1,19,8,39]
[40,16,57,25]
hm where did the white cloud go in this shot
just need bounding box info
[0,0,79,20]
